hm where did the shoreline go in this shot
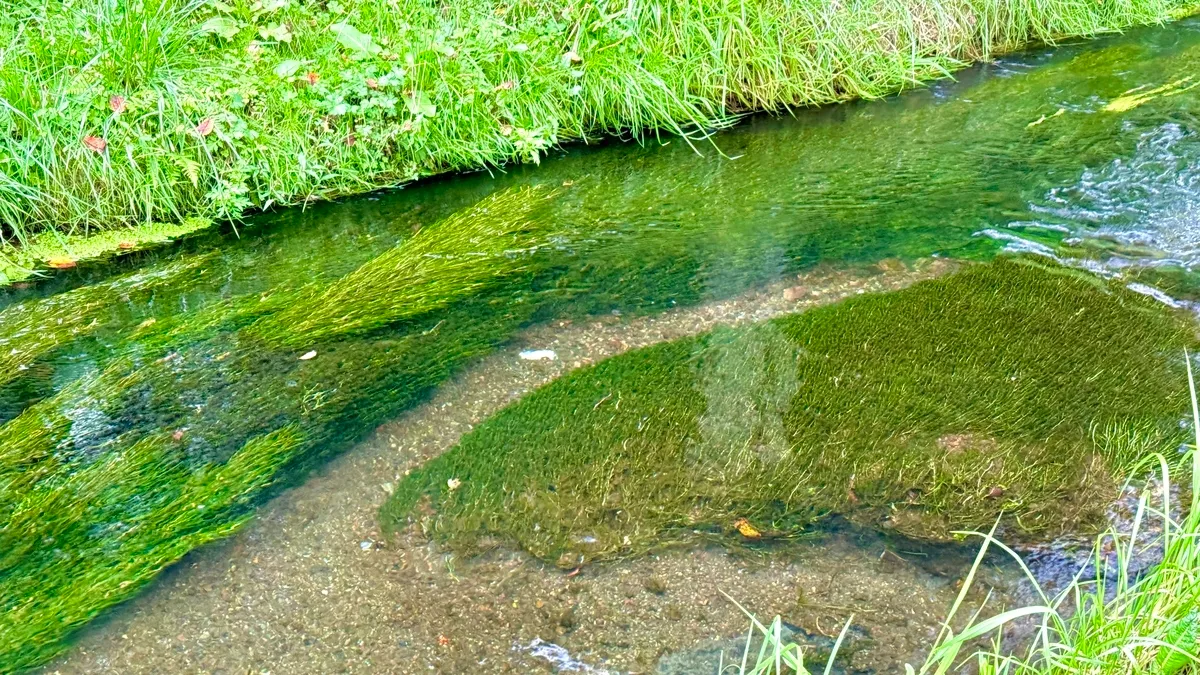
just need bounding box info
[4,0,1196,285]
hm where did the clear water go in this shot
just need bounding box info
[6,17,1200,675]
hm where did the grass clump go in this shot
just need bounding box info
[1,0,1191,275]
[382,259,1198,565]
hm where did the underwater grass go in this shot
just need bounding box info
[0,253,213,391]
[0,0,1192,278]
[0,425,304,672]
[911,365,1200,675]
[247,186,557,348]
[381,258,1198,565]
[0,190,562,672]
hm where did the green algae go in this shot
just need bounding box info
[381,259,1198,565]
[0,218,212,286]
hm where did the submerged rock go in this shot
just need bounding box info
[383,259,1197,563]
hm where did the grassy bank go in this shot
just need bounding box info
[1,0,1191,282]
[381,259,1197,565]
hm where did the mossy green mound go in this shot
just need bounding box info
[382,259,1198,564]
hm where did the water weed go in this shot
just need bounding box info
[382,259,1197,564]
[1,0,1191,279]
[0,190,564,671]
[913,362,1200,674]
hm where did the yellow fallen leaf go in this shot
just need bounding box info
[1027,108,1066,128]
[733,518,762,539]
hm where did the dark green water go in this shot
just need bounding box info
[4,17,1200,672]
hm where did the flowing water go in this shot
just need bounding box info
[6,17,1200,675]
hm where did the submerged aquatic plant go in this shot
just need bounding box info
[0,254,212,390]
[247,186,557,348]
[915,362,1200,674]
[0,189,566,671]
[382,259,1197,564]
[0,425,304,672]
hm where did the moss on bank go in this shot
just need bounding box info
[381,259,1197,564]
[1,0,1192,280]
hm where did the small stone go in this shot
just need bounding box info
[986,486,1005,499]
[783,286,808,301]
[519,349,557,361]
[557,605,577,630]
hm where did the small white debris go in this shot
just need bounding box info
[519,349,557,361]
[447,478,462,491]
[299,350,317,360]
[360,540,373,551]
[515,639,616,674]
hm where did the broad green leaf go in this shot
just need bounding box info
[252,0,290,12]
[259,23,293,43]
[404,91,436,118]
[330,22,381,58]
[200,16,241,40]
[273,59,303,79]
[1158,610,1198,674]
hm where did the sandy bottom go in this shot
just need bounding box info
[47,258,1020,675]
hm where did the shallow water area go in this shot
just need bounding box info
[8,16,1200,675]
[49,262,1020,675]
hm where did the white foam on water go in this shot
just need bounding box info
[514,638,620,674]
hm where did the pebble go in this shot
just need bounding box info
[518,349,557,361]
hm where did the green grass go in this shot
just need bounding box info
[0,0,1191,280]
[912,365,1200,674]
[381,258,1198,565]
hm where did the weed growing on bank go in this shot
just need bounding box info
[1,0,1190,279]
